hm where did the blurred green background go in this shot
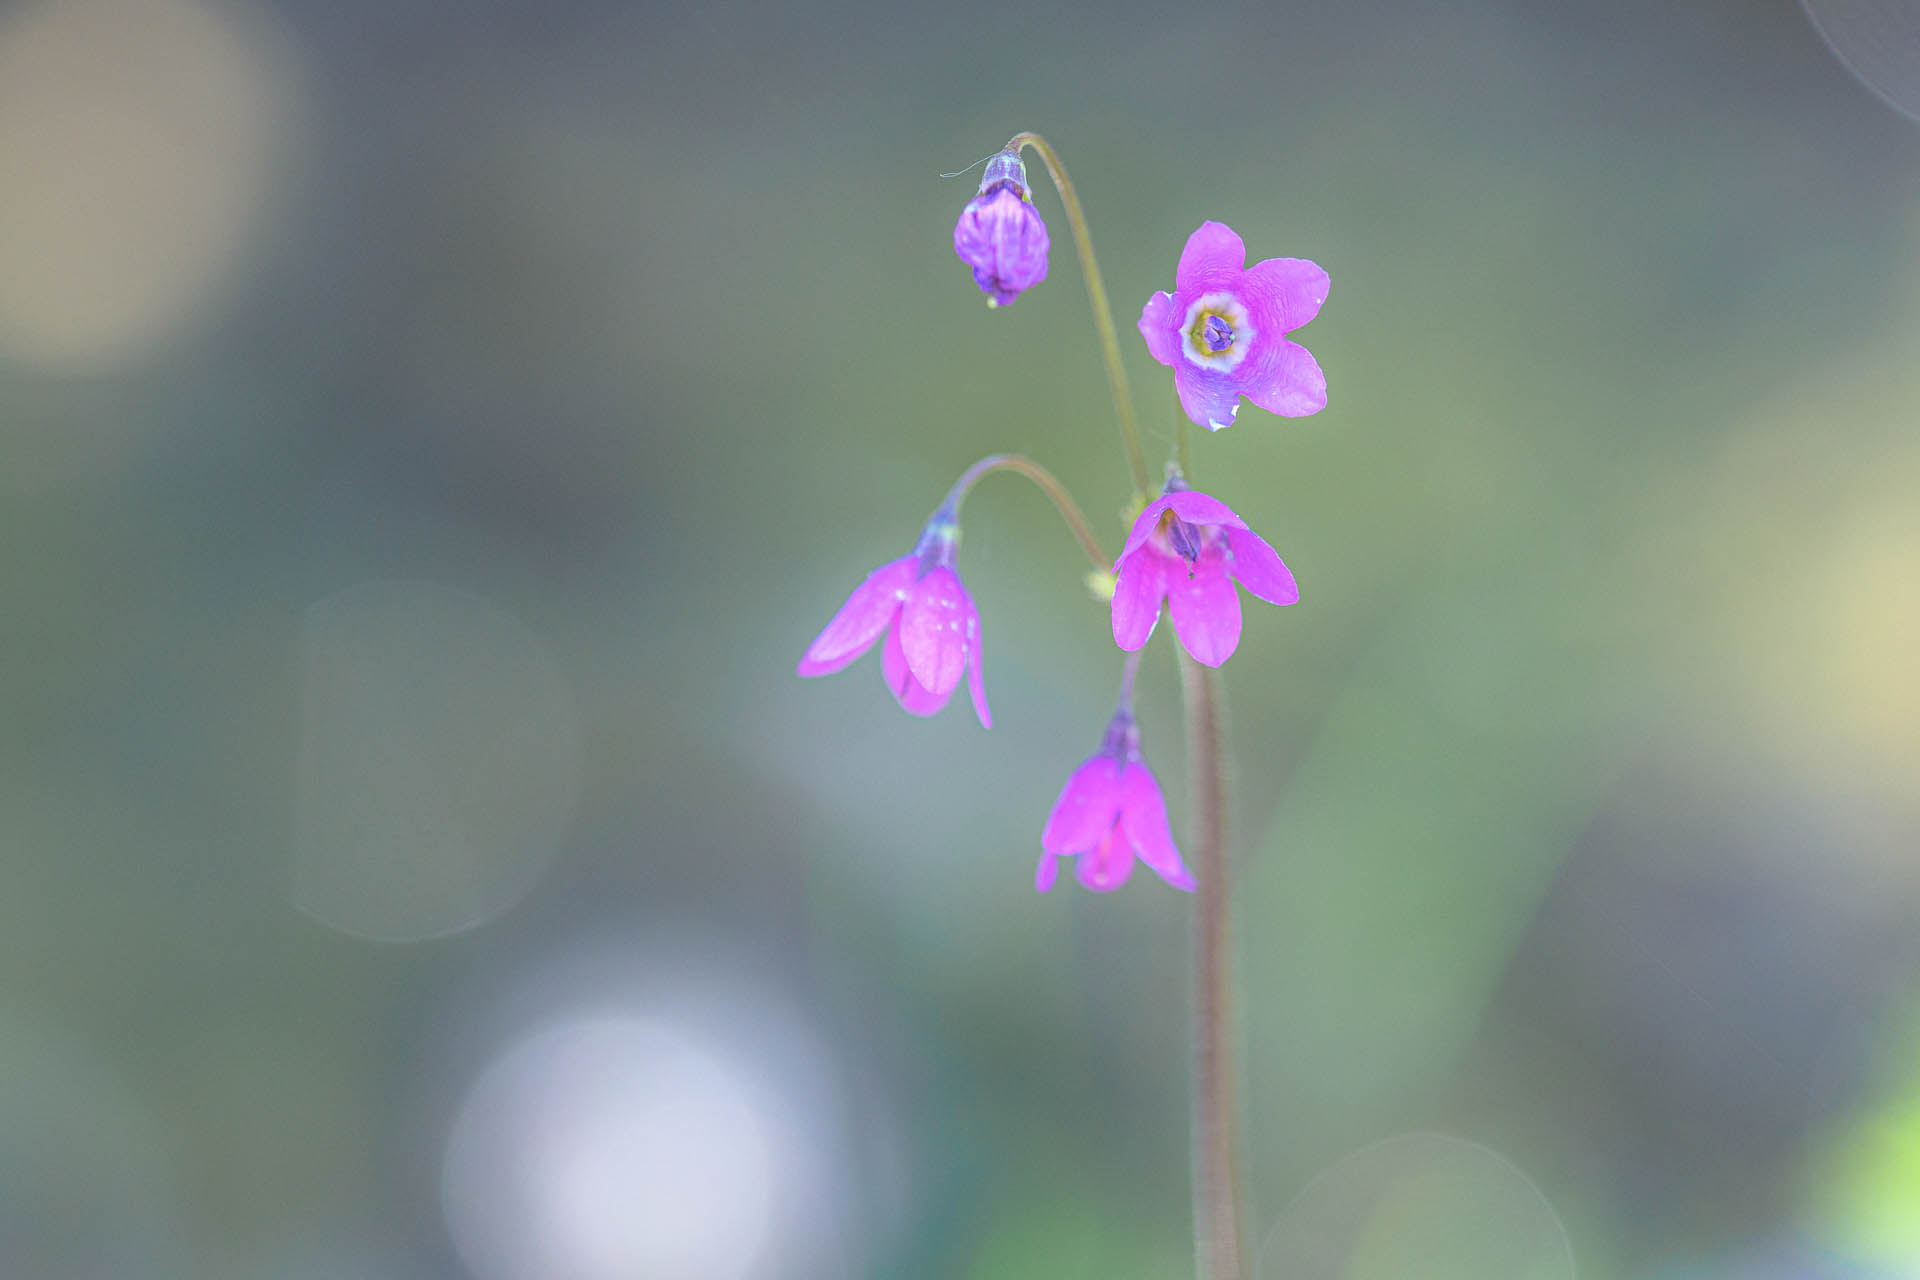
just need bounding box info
[4,0,1920,1276]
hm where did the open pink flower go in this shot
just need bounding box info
[1111,481,1297,668]
[1138,221,1328,431]
[1037,709,1193,893]
[796,511,991,727]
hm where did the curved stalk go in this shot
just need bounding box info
[942,453,1111,573]
[1006,132,1151,501]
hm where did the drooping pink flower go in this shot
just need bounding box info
[1110,479,1297,668]
[1037,709,1193,893]
[1137,221,1328,431]
[797,509,991,727]
[953,150,1049,308]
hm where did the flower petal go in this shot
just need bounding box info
[796,557,916,676]
[1160,489,1248,532]
[1175,367,1243,433]
[1241,256,1329,335]
[882,624,954,716]
[1076,823,1136,892]
[1110,547,1169,652]
[1243,338,1327,419]
[1042,756,1125,854]
[1175,221,1246,292]
[1137,290,1179,366]
[1225,527,1298,606]
[1119,496,1177,564]
[966,611,992,729]
[1118,762,1196,891]
[1166,546,1242,667]
[899,566,972,696]
[1035,850,1060,893]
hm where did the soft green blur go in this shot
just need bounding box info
[4,0,1920,1276]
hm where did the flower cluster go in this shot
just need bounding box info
[800,137,1328,895]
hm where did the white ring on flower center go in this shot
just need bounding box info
[1179,293,1255,372]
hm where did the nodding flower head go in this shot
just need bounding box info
[1137,220,1329,430]
[796,508,991,728]
[1110,476,1299,668]
[953,150,1050,308]
[1037,708,1194,894]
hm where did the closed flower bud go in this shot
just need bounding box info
[953,150,1049,308]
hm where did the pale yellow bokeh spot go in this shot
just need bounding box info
[0,0,301,369]
[1652,228,1920,826]
[1812,500,1920,767]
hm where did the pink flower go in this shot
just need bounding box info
[796,511,991,727]
[954,150,1049,307]
[1111,481,1297,668]
[1037,710,1193,893]
[1137,221,1328,431]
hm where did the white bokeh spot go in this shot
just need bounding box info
[442,1017,780,1280]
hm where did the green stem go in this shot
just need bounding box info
[1006,131,1151,502]
[943,453,1111,572]
[1179,650,1244,1280]
[1175,386,1193,479]
[1116,649,1143,713]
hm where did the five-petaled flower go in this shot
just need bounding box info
[1138,221,1328,431]
[1038,707,1194,893]
[953,149,1050,308]
[1111,478,1297,668]
[797,509,991,727]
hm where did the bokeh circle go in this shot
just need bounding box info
[1803,0,1920,124]
[1259,1132,1576,1280]
[291,580,579,943]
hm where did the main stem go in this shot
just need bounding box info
[1180,650,1243,1280]
[1006,132,1151,501]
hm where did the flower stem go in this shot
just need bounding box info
[943,453,1110,573]
[1116,649,1142,715]
[1006,131,1151,502]
[1174,386,1193,479]
[1179,649,1244,1280]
